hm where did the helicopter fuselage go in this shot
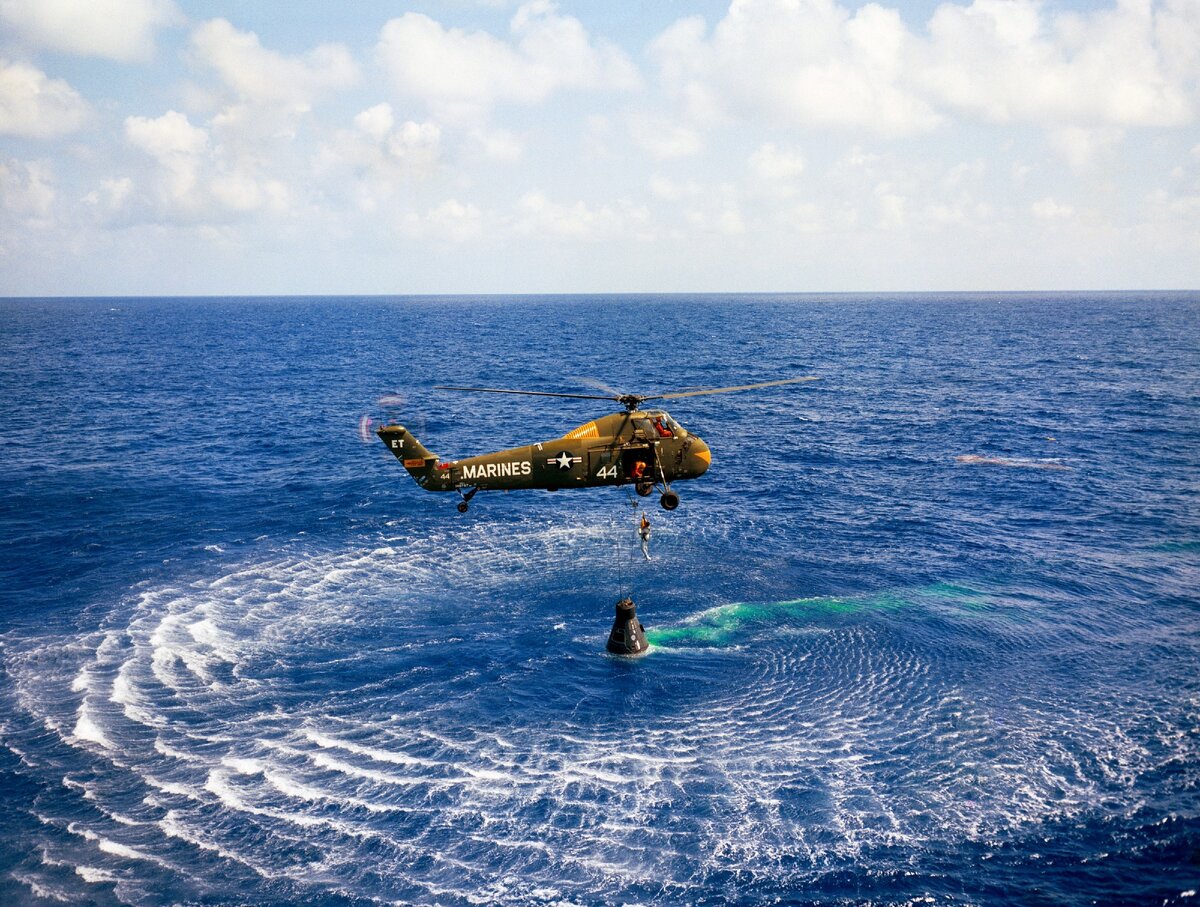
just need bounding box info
[375,375,818,511]
[377,409,710,501]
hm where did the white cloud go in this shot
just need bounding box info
[343,103,441,170]
[0,158,54,225]
[354,103,394,142]
[649,177,746,237]
[402,199,485,243]
[778,201,827,234]
[385,118,442,165]
[1032,197,1075,220]
[377,2,639,121]
[344,102,444,169]
[471,127,523,161]
[207,102,305,153]
[125,110,207,208]
[648,174,702,202]
[210,171,290,213]
[6,0,1200,294]
[189,18,358,108]
[126,109,207,158]
[0,59,88,138]
[121,109,292,223]
[1156,0,1200,84]
[83,176,133,216]
[628,113,701,158]
[682,204,746,236]
[649,0,1200,146]
[749,142,807,183]
[875,183,906,230]
[1146,185,1200,225]
[650,0,940,136]
[109,22,362,226]
[712,207,746,235]
[1047,126,1124,169]
[919,0,1195,128]
[0,0,178,62]
[315,103,442,211]
[942,159,987,189]
[514,189,645,240]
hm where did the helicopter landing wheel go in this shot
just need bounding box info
[660,490,680,511]
[456,488,478,513]
[635,482,654,497]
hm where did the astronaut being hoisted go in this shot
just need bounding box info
[638,513,651,560]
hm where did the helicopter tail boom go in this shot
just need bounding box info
[377,425,441,488]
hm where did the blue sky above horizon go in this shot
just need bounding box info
[2,0,1198,295]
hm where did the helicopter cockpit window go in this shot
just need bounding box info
[632,419,655,439]
[663,415,686,437]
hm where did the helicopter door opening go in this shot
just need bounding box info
[621,446,656,484]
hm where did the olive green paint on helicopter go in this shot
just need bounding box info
[376,377,815,509]
[377,408,711,494]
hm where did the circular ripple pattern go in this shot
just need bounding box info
[3,517,1198,906]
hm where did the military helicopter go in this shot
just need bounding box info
[376,377,818,512]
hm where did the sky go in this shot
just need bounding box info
[1,0,1198,295]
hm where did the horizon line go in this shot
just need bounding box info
[3,288,1199,302]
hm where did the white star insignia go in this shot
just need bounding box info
[554,452,574,470]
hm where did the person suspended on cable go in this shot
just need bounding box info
[638,513,651,560]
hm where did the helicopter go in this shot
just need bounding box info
[376,377,818,512]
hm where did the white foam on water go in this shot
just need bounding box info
[222,755,264,775]
[157,811,274,879]
[460,765,516,783]
[2,524,1194,904]
[955,454,1072,470]
[602,749,699,767]
[11,871,74,903]
[70,666,91,694]
[203,766,321,829]
[308,751,424,787]
[61,775,96,801]
[152,734,206,763]
[67,822,174,870]
[262,766,398,814]
[111,660,166,729]
[141,774,197,798]
[304,729,440,767]
[71,703,113,750]
[75,865,117,884]
[203,758,395,845]
[149,611,215,686]
[96,631,122,660]
[185,617,240,665]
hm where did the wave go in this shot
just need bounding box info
[955,453,1072,470]
[1,520,1196,905]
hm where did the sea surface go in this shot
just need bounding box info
[1,293,1198,906]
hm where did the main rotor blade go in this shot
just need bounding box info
[642,376,820,402]
[567,375,626,398]
[435,385,617,402]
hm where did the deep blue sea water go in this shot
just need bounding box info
[1,294,1198,906]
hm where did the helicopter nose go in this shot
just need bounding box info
[687,438,711,477]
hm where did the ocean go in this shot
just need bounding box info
[1,293,1197,906]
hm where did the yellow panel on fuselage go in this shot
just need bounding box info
[562,421,600,440]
